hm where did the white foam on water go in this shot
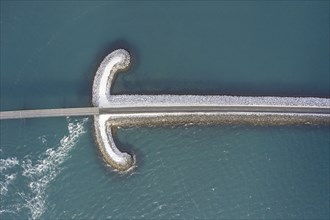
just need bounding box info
[0,157,19,173]
[0,174,17,196]
[0,117,88,220]
[0,157,19,207]
[0,157,19,196]
[0,157,19,218]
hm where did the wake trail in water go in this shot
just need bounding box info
[0,117,88,220]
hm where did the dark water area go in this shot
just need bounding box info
[1,1,329,219]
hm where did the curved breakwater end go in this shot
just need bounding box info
[92,49,130,108]
[93,115,135,172]
[92,49,135,172]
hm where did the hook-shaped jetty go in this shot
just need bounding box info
[92,49,329,172]
[92,49,135,172]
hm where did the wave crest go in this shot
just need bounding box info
[0,117,88,220]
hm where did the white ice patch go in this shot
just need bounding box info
[0,117,88,220]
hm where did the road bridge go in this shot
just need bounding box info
[1,105,329,120]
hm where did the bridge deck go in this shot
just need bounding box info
[0,106,329,120]
[0,107,99,120]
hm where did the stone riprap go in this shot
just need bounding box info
[92,49,329,172]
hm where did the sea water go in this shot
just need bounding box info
[1,1,329,219]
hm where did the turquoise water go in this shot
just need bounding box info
[1,1,329,219]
